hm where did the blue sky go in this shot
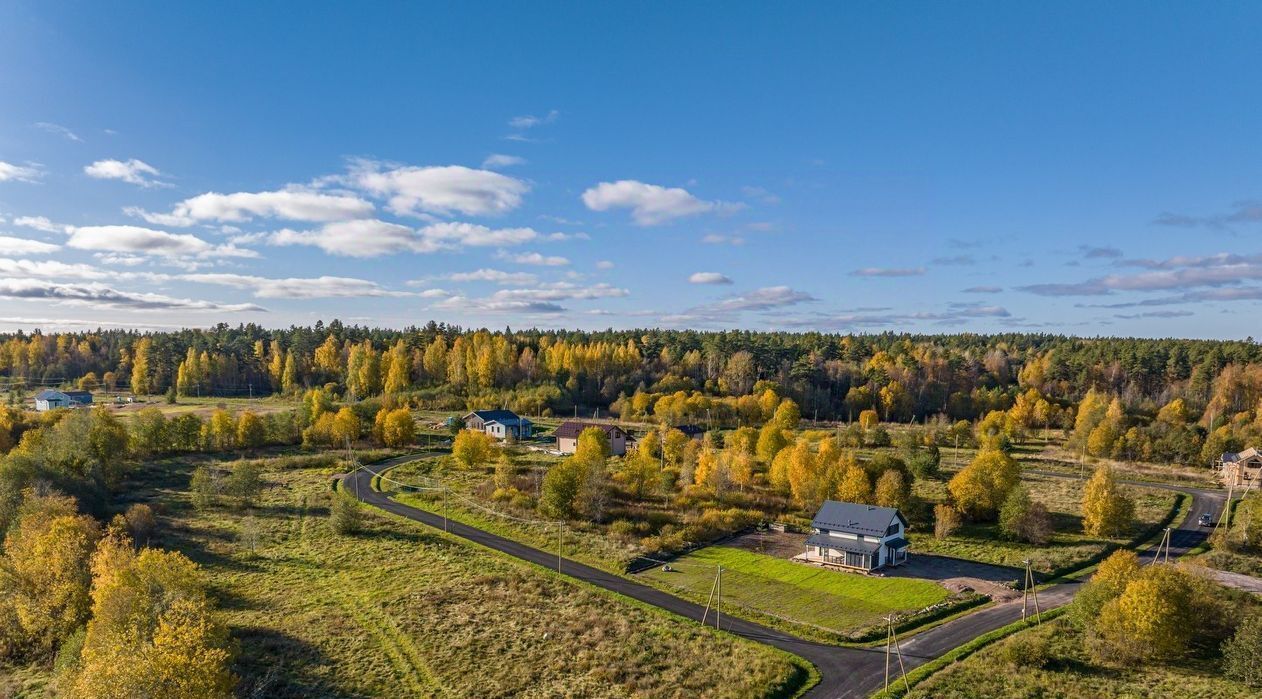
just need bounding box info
[1,2,1260,337]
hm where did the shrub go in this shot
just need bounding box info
[999,633,1051,669]
[1223,610,1262,687]
[329,492,363,535]
[934,503,961,540]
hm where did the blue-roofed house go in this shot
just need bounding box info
[462,409,533,440]
[35,389,94,412]
[801,500,909,571]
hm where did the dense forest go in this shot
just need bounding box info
[3,322,1261,423]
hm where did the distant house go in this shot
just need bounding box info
[554,421,630,456]
[1220,448,1262,488]
[462,409,533,440]
[35,389,94,412]
[675,424,706,440]
[803,500,909,571]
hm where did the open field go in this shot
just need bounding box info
[905,616,1254,698]
[88,395,299,420]
[96,452,807,698]
[911,471,1181,574]
[638,544,951,640]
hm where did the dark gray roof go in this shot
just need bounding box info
[811,500,905,537]
[885,537,909,550]
[806,533,881,555]
[554,421,627,439]
[465,409,527,424]
[675,424,705,437]
[36,389,92,401]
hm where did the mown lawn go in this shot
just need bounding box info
[104,453,809,698]
[911,472,1180,574]
[906,616,1255,698]
[639,545,949,639]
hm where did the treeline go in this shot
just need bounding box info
[4,323,1262,423]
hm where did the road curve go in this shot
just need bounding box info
[344,456,1225,699]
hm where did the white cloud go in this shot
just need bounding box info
[433,295,566,314]
[13,216,66,233]
[350,162,529,217]
[83,158,169,188]
[0,278,263,312]
[444,268,539,285]
[596,260,614,270]
[0,258,111,280]
[702,233,744,246]
[270,220,542,257]
[489,282,628,303]
[582,180,741,225]
[0,161,42,183]
[500,250,569,266]
[0,236,60,255]
[482,154,526,169]
[689,272,733,285]
[161,188,374,223]
[508,110,559,130]
[181,273,412,299]
[34,122,82,142]
[851,267,927,277]
[66,225,257,260]
[122,207,197,227]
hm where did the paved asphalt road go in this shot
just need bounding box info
[345,456,1226,699]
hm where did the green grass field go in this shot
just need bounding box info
[911,472,1180,574]
[905,616,1254,698]
[74,452,810,698]
[639,545,950,640]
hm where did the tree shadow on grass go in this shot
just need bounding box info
[232,628,367,699]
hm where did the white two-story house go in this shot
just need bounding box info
[804,500,909,571]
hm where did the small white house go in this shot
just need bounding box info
[462,409,533,440]
[554,421,630,456]
[804,500,909,571]
[35,389,94,412]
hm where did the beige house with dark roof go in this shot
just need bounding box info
[1220,448,1262,488]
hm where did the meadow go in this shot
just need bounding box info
[106,452,810,698]
[905,616,1254,699]
[637,545,951,641]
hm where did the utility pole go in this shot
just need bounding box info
[1218,480,1235,531]
[883,614,909,693]
[716,565,721,630]
[443,487,449,532]
[557,522,563,572]
[1021,560,1042,624]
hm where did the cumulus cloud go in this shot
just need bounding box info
[349,162,528,217]
[1154,200,1262,230]
[500,251,569,266]
[581,180,741,225]
[149,188,374,224]
[0,161,42,183]
[1078,245,1123,259]
[430,281,626,315]
[482,154,526,169]
[782,303,1012,331]
[0,236,60,255]
[270,220,542,257]
[851,267,926,277]
[689,272,733,285]
[0,258,116,280]
[13,216,66,233]
[0,278,263,312]
[181,273,412,299]
[66,225,256,260]
[1020,259,1262,297]
[702,233,744,246]
[442,269,538,285]
[84,159,169,188]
